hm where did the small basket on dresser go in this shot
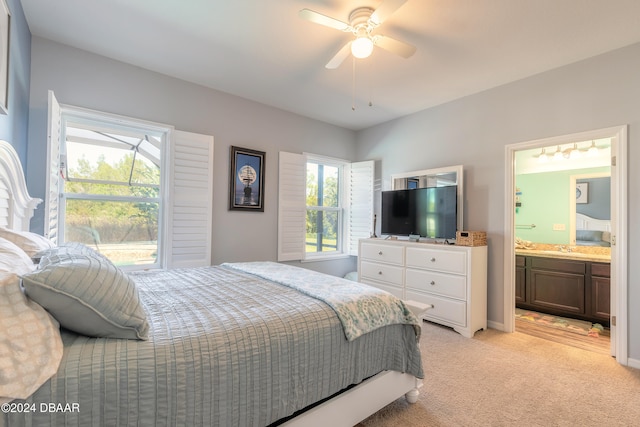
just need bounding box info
[456,231,487,247]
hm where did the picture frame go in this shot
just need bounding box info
[576,182,588,204]
[229,145,265,211]
[0,0,9,115]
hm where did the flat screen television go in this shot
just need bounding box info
[381,185,458,239]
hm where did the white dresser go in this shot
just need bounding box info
[358,238,488,338]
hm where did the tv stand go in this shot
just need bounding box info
[357,238,488,338]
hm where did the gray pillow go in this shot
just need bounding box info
[34,242,107,265]
[21,251,149,340]
[576,230,603,242]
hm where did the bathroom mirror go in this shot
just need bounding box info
[570,173,611,246]
[390,164,464,234]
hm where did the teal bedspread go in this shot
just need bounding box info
[223,261,420,341]
[3,263,423,427]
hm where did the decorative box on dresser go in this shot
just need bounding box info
[358,238,488,338]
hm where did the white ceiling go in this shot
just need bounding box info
[20,0,640,131]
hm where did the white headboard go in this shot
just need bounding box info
[0,140,41,231]
[576,213,611,232]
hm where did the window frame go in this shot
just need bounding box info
[57,108,169,270]
[277,152,373,263]
[304,155,347,260]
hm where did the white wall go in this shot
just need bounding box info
[26,37,358,276]
[356,42,640,361]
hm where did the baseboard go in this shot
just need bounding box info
[626,357,640,370]
[487,319,505,332]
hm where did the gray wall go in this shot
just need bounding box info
[0,0,31,162]
[576,177,611,220]
[356,42,640,362]
[27,37,358,277]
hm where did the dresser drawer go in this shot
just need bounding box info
[361,280,403,299]
[404,291,466,327]
[360,261,404,285]
[406,247,467,275]
[591,263,610,277]
[360,242,404,265]
[405,268,466,300]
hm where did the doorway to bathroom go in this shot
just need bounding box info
[504,126,628,364]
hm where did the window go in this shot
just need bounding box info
[46,91,214,270]
[60,117,164,268]
[305,158,342,257]
[277,151,374,262]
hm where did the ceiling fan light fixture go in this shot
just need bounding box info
[351,36,374,58]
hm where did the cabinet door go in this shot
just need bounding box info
[591,276,611,321]
[530,269,585,315]
[515,266,526,303]
[515,256,526,303]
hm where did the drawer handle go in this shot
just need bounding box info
[378,251,383,255]
[430,257,436,262]
[378,271,383,275]
[430,280,435,285]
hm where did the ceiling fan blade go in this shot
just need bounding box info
[373,35,416,58]
[299,9,351,31]
[369,0,408,26]
[325,42,352,69]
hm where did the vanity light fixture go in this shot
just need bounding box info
[569,143,581,160]
[537,148,549,163]
[587,141,599,157]
[552,145,563,161]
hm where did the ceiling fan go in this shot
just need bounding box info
[299,0,416,69]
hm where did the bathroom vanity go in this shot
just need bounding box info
[515,249,610,326]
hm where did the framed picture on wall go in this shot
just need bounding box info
[0,0,10,115]
[576,182,588,204]
[229,146,265,211]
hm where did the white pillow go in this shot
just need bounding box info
[0,227,55,258]
[0,273,63,403]
[0,237,35,275]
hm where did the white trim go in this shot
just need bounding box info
[45,90,61,242]
[281,370,421,427]
[504,125,628,365]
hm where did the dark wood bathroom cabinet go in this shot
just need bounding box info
[515,255,610,326]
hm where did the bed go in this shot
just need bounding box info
[575,213,611,247]
[0,140,423,427]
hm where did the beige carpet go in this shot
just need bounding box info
[358,321,640,427]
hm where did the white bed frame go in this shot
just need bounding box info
[0,141,41,231]
[576,212,611,232]
[0,139,422,426]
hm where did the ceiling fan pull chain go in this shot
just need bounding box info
[368,60,373,107]
[352,56,356,111]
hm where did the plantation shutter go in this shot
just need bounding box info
[277,151,306,261]
[277,152,374,261]
[347,160,375,255]
[45,90,61,243]
[165,130,214,268]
